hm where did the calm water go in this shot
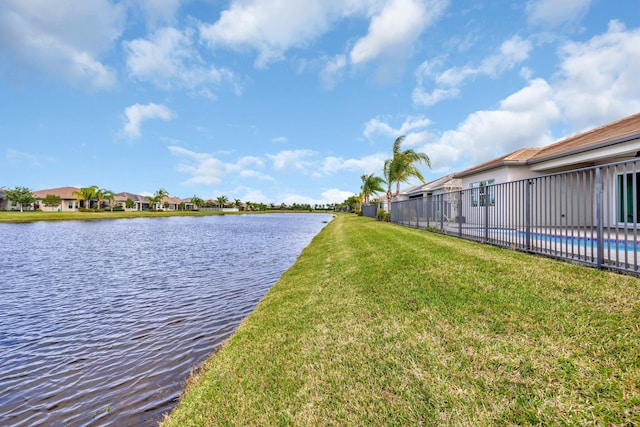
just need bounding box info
[0,213,333,426]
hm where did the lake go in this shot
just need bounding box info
[0,213,333,426]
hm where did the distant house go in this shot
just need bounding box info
[116,192,150,211]
[32,187,82,211]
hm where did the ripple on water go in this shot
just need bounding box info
[0,213,333,426]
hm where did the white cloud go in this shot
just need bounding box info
[241,189,269,204]
[552,20,640,129]
[132,0,182,26]
[413,35,532,106]
[124,26,237,93]
[267,149,316,170]
[426,78,560,168]
[169,147,271,186]
[526,0,591,28]
[364,115,432,140]
[271,136,288,143]
[199,0,344,68]
[320,153,387,175]
[322,188,357,204]
[199,0,446,69]
[168,146,226,185]
[0,0,124,89]
[319,54,347,90]
[123,103,175,138]
[350,0,447,65]
[412,87,460,106]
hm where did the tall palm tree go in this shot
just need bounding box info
[216,195,228,208]
[99,189,115,211]
[360,173,386,205]
[151,188,169,210]
[72,186,98,209]
[383,136,431,207]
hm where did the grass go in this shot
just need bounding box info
[163,214,640,426]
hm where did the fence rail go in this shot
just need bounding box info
[391,159,640,275]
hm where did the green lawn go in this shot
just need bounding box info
[163,214,639,426]
[0,210,325,223]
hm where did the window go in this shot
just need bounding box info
[69,200,74,209]
[617,173,640,223]
[471,179,495,207]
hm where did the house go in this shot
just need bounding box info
[32,187,82,211]
[451,112,640,228]
[116,192,150,211]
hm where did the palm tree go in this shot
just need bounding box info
[190,195,204,210]
[383,136,431,208]
[151,188,169,210]
[360,173,386,205]
[99,189,115,211]
[216,195,228,209]
[72,186,98,209]
[234,198,242,209]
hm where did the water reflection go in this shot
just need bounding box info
[0,213,332,426]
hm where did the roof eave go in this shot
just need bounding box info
[528,131,640,165]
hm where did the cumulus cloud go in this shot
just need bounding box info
[199,0,344,68]
[0,0,124,89]
[350,0,447,65]
[199,0,447,69]
[169,146,270,186]
[271,136,288,143]
[124,26,238,94]
[526,0,591,28]
[552,20,640,129]
[319,153,387,175]
[424,78,560,169]
[267,149,316,170]
[322,188,357,204]
[133,0,183,26]
[413,35,533,106]
[364,115,432,141]
[123,103,175,138]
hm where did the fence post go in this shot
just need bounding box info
[484,189,489,242]
[440,195,445,231]
[595,168,604,268]
[458,191,463,236]
[525,180,531,251]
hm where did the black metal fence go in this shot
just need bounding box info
[391,159,640,275]
[362,204,379,219]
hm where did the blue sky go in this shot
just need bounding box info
[1,0,639,205]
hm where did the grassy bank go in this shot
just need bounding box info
[164,214,639,426]
[0,210,320,223]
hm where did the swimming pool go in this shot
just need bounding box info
[462,227,640,252]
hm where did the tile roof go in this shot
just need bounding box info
[117,192,149,202]
[455,148,541,178]
[530,112,640,163]
[32,186,81,199]
[454,112,640,177]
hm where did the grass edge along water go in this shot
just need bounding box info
[163,214,640,426]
